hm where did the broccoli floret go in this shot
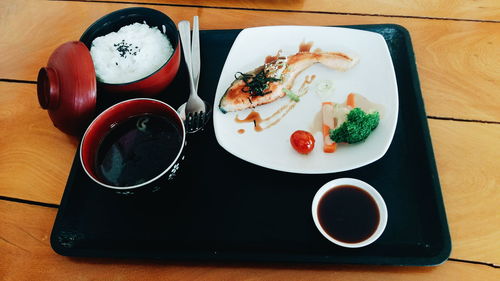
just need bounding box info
[329,108,380,144]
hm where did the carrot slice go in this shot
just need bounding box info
[346,93,356,108]
[322,102,337,153]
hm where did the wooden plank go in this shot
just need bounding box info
[0,82,77,205]
[0,200,498,281]
[1,82,499,263]
[86,0,500,22]
[0,1,499,122]
[429,119,500,263]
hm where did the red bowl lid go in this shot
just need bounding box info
[37,41,96,136]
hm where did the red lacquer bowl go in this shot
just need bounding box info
[80,98,186,194]
[37,8,181,136]
[80,7,181,97]
[37,41,97,136]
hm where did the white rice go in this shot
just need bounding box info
[90,22,174,84]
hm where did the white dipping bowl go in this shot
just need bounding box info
[311,178,388,248]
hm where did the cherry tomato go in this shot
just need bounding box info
[290,130,315,154]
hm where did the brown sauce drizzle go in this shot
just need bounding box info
[237,129,245,134]
[265,55,278,64]
[264,102,298,129]
[265,50,283,64]
[299,41,314,53]
[304,75,316,85]
[235,111,264,132]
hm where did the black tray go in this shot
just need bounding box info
[51,24,451,266]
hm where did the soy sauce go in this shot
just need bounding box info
[318,185,380,243]
[94,113,182,186]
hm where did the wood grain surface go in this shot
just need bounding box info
[1,0,499,278]
[1,81,499,263]
[0,82,77,204]
[88,0,500,22]
[429,119,500,263]
[0,0,499,122]
[0,200,499,281]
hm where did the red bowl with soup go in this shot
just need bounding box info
[80,98,186,194]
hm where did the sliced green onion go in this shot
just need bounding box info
[283,88,300,102]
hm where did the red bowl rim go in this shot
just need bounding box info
[79,98,186,190]
[80,7,180,86]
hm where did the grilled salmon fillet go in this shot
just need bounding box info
[219,51,358,113]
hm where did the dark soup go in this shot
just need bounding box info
[94,113,182,186]
[318,185,380,243]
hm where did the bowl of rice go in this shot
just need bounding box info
[80,7,181,97]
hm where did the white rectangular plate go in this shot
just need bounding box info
[213,26,398,174]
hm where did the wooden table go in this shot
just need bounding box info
[1,0,499,279]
